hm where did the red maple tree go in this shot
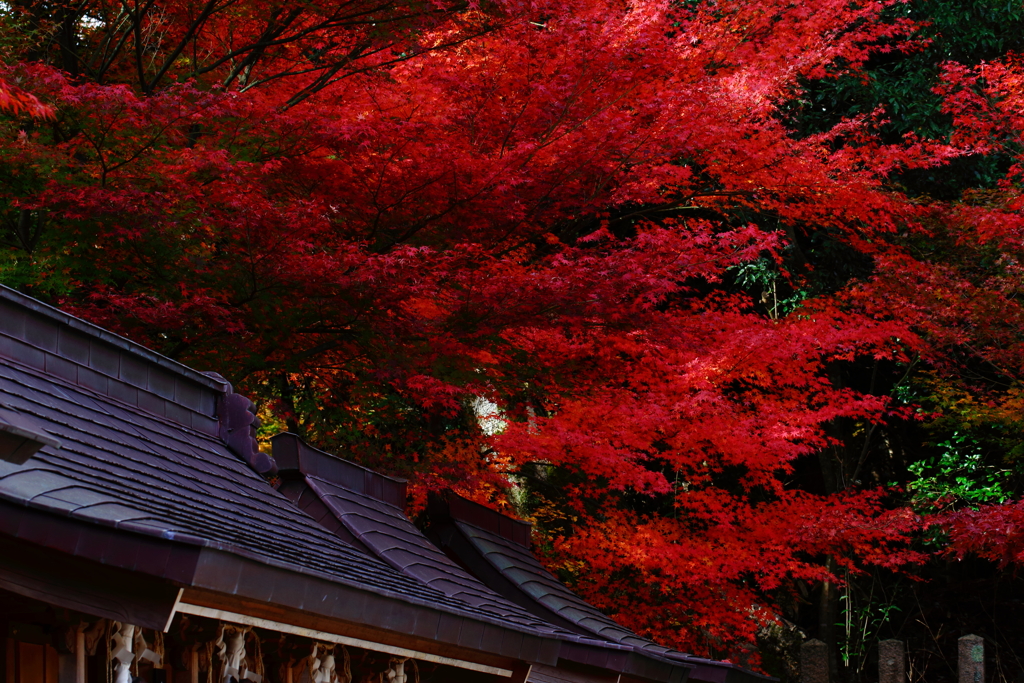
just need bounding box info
[4,0,1020,665]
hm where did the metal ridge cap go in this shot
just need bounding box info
[307,466,409,490]
[273,433,408,508]
[430,491,532,547]
[275,433,408,485]
[437,516,692,676]
[0,285,230,393]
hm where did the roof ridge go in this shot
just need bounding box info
[0,285,231,392]
[273,432,407,508]
[427,490,533,547]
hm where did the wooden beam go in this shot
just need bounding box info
[180,587,527,672]
[163,589,184,633]
[176,603,514,677]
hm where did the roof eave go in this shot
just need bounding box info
[0,496,563,671]
[555,642,693,683]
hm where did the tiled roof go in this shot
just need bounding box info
[315,476,588,633]
[0,286,604,641]
[272,434,595,640]
[0,359,489,615]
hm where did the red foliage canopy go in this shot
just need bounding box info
[4,0,1021,662]
[0,76,53,118]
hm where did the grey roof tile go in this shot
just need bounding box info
[70,502,151,524]
[31,492,84,514]
[0,468,74,500]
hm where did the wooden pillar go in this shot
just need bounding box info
[190,649,200,683]
[959,635,984,683]
[801,639,829,683]
[76,629,86,683]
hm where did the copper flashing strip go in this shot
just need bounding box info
[176,602,515,676]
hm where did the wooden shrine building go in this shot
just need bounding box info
[0,285,769,683]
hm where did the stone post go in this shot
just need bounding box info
[959,634,985,683]
[801,639,829,683]
[878,639,905,683]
